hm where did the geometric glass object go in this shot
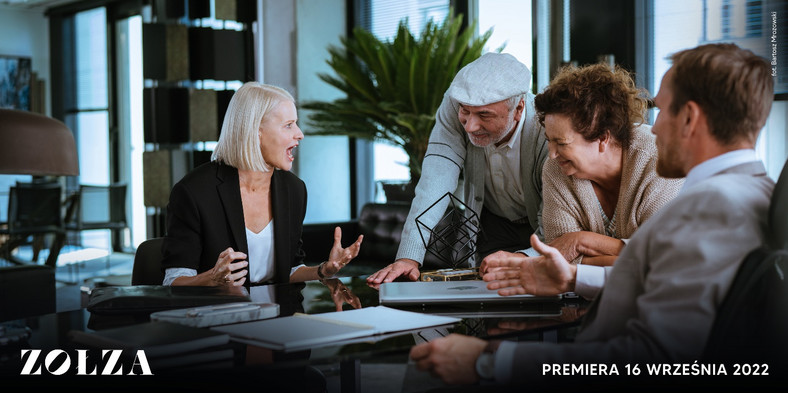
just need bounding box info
[415,192,480,269]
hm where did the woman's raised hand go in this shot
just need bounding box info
[322,227,363,277]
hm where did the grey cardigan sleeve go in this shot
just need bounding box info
[395,95,467,264]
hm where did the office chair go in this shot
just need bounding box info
[1,181,64,266]
[68,183,128,233]
[702,158,788,369]
[131,237,165,285]
[66,183,128,275]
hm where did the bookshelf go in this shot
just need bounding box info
[141,0,256,237]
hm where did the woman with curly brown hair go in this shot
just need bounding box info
[534,62,683,267]
[481,63,683,282]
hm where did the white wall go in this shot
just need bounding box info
[0,5,51,115]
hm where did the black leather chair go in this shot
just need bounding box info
[66,183,128,235]
[65,183,128,266]
[131,237,164,285]
[0,181,66,267]
[53,183,128,278]
[702,158,788,370]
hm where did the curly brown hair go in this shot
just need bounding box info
[534,63,649,150]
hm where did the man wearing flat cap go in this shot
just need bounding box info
[368,53,548,284]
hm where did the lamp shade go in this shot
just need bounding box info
[0,108,79,176]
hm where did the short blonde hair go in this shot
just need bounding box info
[212,82,295,171]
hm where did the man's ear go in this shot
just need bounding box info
[682,100,704,138]
[513,98,525,122]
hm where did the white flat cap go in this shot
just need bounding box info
[447,52,531,106]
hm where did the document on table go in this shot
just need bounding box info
[211,306,460,351]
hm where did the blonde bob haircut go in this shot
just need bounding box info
[211,82,295,172]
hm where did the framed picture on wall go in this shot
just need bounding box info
[0,55,32,111]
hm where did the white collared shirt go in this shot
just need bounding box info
[681,149,759,193]
[483,117,527,222]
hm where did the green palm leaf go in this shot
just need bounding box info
[300,10,498,183]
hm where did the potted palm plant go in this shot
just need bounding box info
[301,12,495,201]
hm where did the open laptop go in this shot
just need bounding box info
[379,280,571,306]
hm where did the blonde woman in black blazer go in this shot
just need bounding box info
[161,82,363,287]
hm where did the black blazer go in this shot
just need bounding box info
[162,161,307,284]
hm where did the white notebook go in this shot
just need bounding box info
[211,306,460,351]
[378,280,565,305]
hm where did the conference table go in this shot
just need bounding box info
[0,276,589,392]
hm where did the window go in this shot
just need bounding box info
[358,0,449,39]
[356,0,451,203]
[478,0,533,77]
[68,7,113,251]
[651,0,787,180]
[73,7,110,186]
[478,0,534,84]
[50,3,148,252]
[357,0,535,203]
[116,15,145,248]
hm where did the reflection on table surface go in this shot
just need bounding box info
[257,276,587,352]
[0,276,589,379]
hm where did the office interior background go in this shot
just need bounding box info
[0,0,786,268]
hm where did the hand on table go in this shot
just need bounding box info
[480,250,527,275]
[366,258,420,286]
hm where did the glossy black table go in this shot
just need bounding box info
[0,276,589,392]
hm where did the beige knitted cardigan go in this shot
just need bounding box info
[542,124,683,262]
